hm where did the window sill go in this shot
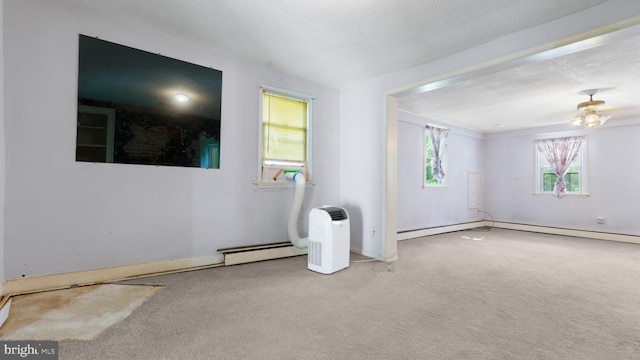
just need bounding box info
[423,184,448,190]
[254,180,315,190]
[533,193,589,199]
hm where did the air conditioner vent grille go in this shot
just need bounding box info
[308,241,322,267]
[320,207,348,221]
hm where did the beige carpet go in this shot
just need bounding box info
[57,229,640,360]
[0,284,161,341]
[3,229,637,359]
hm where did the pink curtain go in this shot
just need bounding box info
[426,126,449,180]
[535,136,584,197]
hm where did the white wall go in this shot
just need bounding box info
[484,123,640,235]
[339,0,640,258]
[338,82,386,257]
[397,111,484,232]
[0,0,6,285]
[4,1,639,280]
[3,0,341,279]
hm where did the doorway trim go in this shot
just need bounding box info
[382,17,640,262]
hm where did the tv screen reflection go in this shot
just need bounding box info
[76,34,222,168]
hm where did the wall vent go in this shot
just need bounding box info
[218,242,307,266]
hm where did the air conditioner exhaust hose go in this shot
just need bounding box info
[286,171,309,249]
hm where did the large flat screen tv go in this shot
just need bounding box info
[76,34,222,168]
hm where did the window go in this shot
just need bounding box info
[258,86,312,187]
[76,105,115,163]
[424,125,449,187]
[535,136,587,197]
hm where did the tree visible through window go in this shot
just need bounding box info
[541,157,581,192]
[535,136,586,197]
[424,125,449,187]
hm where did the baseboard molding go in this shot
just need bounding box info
[491,222,640,244]
[4,222,634,300]
[398,220,640,245]
[222,245,307,266]
[397,221,487,241]
[1,242,311,298]
[2,254,224,298]
[349,246,382,260]
[349,246,364,256]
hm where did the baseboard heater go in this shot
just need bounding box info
[218,242,308,266]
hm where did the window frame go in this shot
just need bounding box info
[76,105,116,163]
[534,136,588,197]
[423,125,448,188]
[256,85,313,189]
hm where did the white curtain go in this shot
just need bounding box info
[535,136,584,197]
[426,125,449,180]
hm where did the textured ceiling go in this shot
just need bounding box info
[398,26,640,132]
[71,0,609,88]
[70,0,640,132]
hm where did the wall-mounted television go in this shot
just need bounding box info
[76,34,222,168]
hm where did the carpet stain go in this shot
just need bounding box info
[0,284,162,340]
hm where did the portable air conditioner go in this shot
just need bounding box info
[308,206,350,274]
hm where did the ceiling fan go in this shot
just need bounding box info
[572,89,611,127]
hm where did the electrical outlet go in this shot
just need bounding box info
[596,217,605,224]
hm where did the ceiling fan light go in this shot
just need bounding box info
[571,93,610,127]
[584,113,599,126]
[598,114,610,125]
[572,116,584,126]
